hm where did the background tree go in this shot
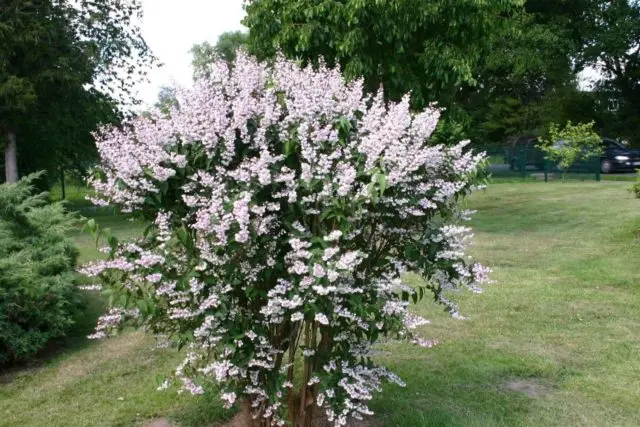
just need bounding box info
[243,0,640,147]
[469,6,574,136]
[454,0,599,145]
[154,86,179,115]
[243,0,522,111]
[578,0,640,141]
[190,31,248,78]
[0,0,155,184]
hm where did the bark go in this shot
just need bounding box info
[296,323,317,427]
[287,324,301,424]
[4,129,18,183]
[241,400,271,427]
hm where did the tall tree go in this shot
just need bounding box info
[154,85,179,114]
[0,0,155,183]
[243,0,523,110]
[464,0,590,143]
[579,0,640,140]
[243,0,618,145]
[191,31,249,78]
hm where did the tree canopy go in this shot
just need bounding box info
[579,0,640,140]
[243,0,640,146]
[191,31,249,78]
[243,0,522,110]
[0,0,155,183]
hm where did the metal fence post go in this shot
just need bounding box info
[544,159,551,182]
[595,156,601,182]
[60,167,66,200]
[520,147,526,179]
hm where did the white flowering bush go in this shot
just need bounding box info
[82,52,489,427]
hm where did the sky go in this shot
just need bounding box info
[135,0,246,107]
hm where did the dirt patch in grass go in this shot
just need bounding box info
[504,379,550,398]
[143,411,377,427]
[218,411,377,427]
[142,419,177,427]
[53,331,146,383]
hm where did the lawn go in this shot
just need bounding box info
[1,182,639,427]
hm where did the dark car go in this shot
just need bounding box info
[504,136,545,171]
[599,138,640,173]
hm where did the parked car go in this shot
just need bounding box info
[599,138,640,173]
[508,136,639,174]
[554,138,640,173]
[504,136,545,171]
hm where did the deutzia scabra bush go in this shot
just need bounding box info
[83,52,489,427]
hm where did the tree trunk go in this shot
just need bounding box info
[296,323,318,427]
[241,400,272,427]
[4,129,18,183]
[60,167,66,199]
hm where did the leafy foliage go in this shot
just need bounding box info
[243,0,521,110]
[84,53,489,426]
[462,0,594,144]
[538,121,602,180]
[0,173,81,365]
[578,0,640,141]
[0,0,155,182]
[191,31,248,77]
[154,86,179,115]
[241,0,640,147]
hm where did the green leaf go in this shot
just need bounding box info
[85,218,97,234]
[378,173,387,196]
[155,374,166,386]
[137,299,149,315]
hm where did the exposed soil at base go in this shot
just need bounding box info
[219,411,377,427]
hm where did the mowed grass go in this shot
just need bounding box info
[2,182,639,426]
[373,182,640,427]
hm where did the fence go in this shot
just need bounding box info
[481,144,601,182]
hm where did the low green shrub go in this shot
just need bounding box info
[0,173,81,365]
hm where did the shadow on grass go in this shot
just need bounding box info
[0,292,106,381]
[5,211,146,377]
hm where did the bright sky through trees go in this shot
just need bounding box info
[135,0,245,106]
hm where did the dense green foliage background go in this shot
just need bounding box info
[241,0,640,145]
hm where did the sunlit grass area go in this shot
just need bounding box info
[1,182,639,426]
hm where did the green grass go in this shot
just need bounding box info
[69,214,145,264]
[491,173,637,184]
[50,181,94,207]
[2,182,640,426]
[602,174,638,182]
[372,182,640,427]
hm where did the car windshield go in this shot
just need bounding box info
[603,139,625,150]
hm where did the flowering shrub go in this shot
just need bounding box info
[83,52,489,427]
